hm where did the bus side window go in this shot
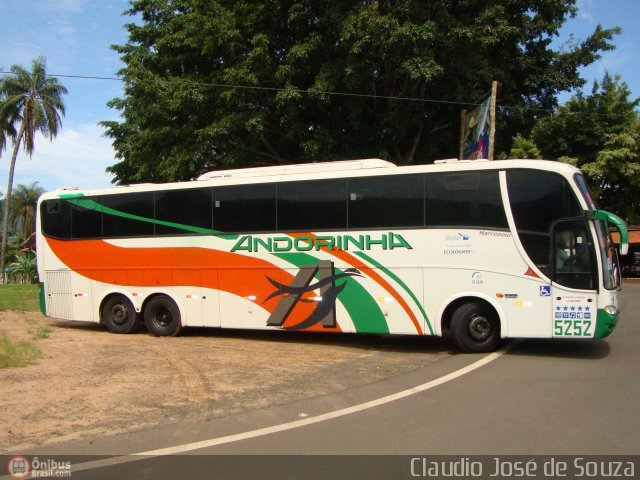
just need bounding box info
[213,184,276,233]
[71,196,103,239]
[46,200,61,214]
[41,199,71,239]
[102,192,155,238]
[426,171,507,229]
[155,188,212,235]
[348,174,423,229]
[278,179,347,231]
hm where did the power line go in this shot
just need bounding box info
[0,69,501,108]
[41,73,122,82]
[0,70,632,117]
[44,71,484,107]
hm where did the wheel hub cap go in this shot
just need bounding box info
[468,314,491,341]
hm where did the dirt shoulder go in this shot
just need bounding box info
[0,312,451,452]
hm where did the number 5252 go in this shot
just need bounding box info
[554,319,592,337]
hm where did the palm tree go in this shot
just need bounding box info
[10,182,46,241]
[0,114,17,154]
[0,58,67,281]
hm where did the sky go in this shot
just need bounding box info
[0,0,639,196]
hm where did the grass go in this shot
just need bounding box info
[0,332,41,368]
[0,284,40,312]
[31,325,53,340]
[0,284,48,368]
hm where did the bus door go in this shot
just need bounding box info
[550,218,598,338]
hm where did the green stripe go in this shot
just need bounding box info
[39,282,47,316]
[63,197,238,240]
[273,252,389,334]
[354,251,433,335]
[58,192,84,199]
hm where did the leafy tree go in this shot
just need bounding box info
[581,122,640,223]
[0,58,67,280]
[533,72,639,166]
[532,73,640,221]
[508,135,541,159]
[103,0,619,184]
[10,182,45,241]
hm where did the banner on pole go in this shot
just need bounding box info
[461,95,491,160]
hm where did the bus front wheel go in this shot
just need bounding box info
[102,295,140,334]
[450,301,500,353]
[144,295,183,337]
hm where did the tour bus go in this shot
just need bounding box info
[35,158,628,352]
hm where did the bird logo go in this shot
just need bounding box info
[265,262,362,330]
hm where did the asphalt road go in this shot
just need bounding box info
[5,285,640,479]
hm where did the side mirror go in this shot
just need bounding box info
[585,210,629,255]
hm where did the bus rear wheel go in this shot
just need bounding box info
[102,295,140,334]
[144,295,183,337]
[450,301,500,353]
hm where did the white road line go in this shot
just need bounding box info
[67,340,520,474]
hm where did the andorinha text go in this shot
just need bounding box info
[230,233,413,253]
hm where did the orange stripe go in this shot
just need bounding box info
[46,238,342,332]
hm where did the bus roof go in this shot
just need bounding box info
[39,158,581,200]
[196,158,395,180]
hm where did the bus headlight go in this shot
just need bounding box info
[604,305,618,316]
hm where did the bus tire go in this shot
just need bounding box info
[450,301,500,353]
[102,295,140,334]
[144,295,183,337]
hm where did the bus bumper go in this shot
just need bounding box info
[594,306,619,339]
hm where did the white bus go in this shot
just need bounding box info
[36,158,628,352]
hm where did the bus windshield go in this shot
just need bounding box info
[574,173,597,210]
[589,216,622,290]
[573,173,625,290]
[594,220,621,290]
